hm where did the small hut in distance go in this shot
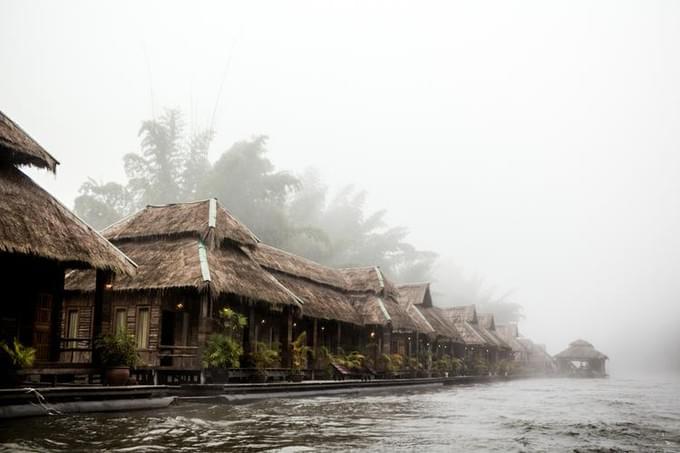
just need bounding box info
[554,339,608,378]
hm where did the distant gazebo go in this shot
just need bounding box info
[554,339,608,377]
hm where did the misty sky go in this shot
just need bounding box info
[2,1,679,373]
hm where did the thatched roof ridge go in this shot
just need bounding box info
[396,282,433,308]
[446,305,478,323]
[441,306,486,346]
[554,339,608,361]
[0,111,58,172]
[0,165,136,275]
[65,237,301,308]
[477,313,511,350]
[339,266,399,299]
[416,306,462,341]
[251,244,348,289]
[103,199,258,247]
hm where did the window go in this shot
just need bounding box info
[66,310,79,362]
[114,308,127,334]
[66,309,79,347]
[136,307,150,349]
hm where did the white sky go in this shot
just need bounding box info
[2,0,680,373]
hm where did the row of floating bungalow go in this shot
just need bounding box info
[1,110,600,388]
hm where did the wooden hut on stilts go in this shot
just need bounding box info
[64,199,302,384]
[0,110,136,386]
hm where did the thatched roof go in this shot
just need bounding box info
[442,306,487,346]
[0,110,58,172]
[66,201,301,308]
[397,283,433,307]
[496,324,528,354]
[477,313,511,350]
[340,267,417,331]
[395,283,437,337]
[554,339,608,361]
[0,165,136,275]
[251,244,347,289]
[65,238,300,308]
[103,199,258,247]
[251,244,362,325]
[416,306,462,341]
[339,266,400,300]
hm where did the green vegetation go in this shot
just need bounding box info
[94,332,138,368]
[202,307,247,369]
[0,338,36,369]
[74,109,436,283]
[290,331,311,373]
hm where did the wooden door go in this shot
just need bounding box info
[33,293,53,361]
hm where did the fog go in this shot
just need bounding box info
[2,0,679,375]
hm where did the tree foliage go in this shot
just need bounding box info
[74,109,438,282]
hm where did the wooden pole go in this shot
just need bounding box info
[49,265,65,362]
[312,318,318,379]
[336,322,342,354]
[91,269,107,366]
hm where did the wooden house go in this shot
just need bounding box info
[397,283,464,361]
[442,305,488,362]
[339,267,419,363]
[251,244,365,365]
[477,313,513,363]
[64,199,302,383]
[496,323,530,363]
[554,339,607,377]
[0,110,136,384]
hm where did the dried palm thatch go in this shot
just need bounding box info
[66,200,300,308]
[339,267,417,332]
[477,313,512,350]
[442,306,487,346]
[0,110,58,172]
[496,324,528,354]
[554,339,608,361]
[104,199,258,247]
[251,244,362,325]
[418,306,462,341]
[397,283,433,307]
[339,266,400,300]
[0,165,135,275]
[518,338,556,367]
[395,283,457,339]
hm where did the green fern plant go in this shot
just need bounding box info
[0,338,36,369]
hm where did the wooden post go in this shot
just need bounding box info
[336,322,342,354]
[281,308,293,368]
[91,269,107,366]
[197,292,212,383]
[49,266,65,362]
[246,305,256,353]
[382,327,391,355]
[311,318,318,379]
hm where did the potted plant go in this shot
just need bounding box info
[94,332,138,385]
[0,338,36,387]
[289,331,310,382]
[203,333,243,383]
[203,307,246,383]
[252,342,279,383]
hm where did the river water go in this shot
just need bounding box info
[1,376,679,452]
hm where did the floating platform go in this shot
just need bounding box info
[0,375,522,419]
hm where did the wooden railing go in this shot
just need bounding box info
[59,337,92,364]
[158,345,200,369]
